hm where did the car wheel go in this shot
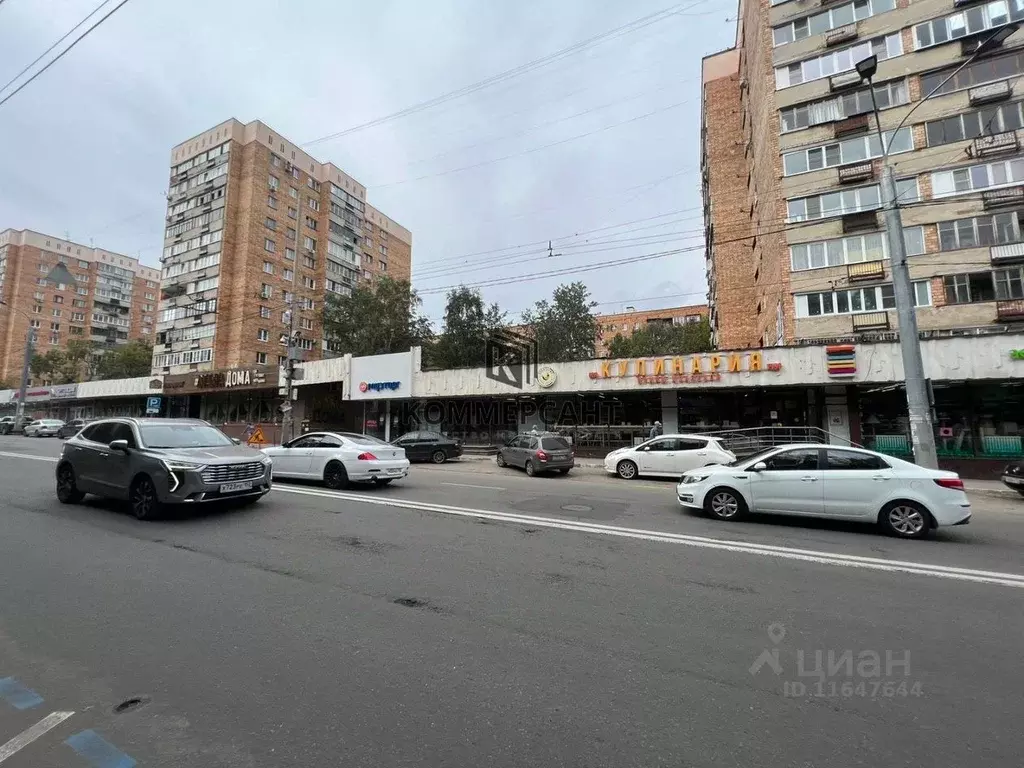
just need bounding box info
[879,501,931,539]
[704,487,746,521]
[130,476,160,521]
[55,463,84,504]
[324,461,349,490]
[616,460,638,480]
[525,460,536,477]
[496,453,507,468]
[558,468,571,475]
[431,450,447,464]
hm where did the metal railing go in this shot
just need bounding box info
[699,426,861,458]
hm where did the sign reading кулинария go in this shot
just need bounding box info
[590,352,782,383]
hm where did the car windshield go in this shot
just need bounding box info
[727,447,781,467]
[140,423,233,449]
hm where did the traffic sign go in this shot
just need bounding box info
[246,425,268,446]
[145,396,162,415]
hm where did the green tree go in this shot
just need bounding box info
[519,282,598,362]
[322,276,433,356]
[29,340,97,384]
[95,340,154,380]
[426,286,506,369]
[606,317,713,358]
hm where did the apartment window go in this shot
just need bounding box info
[49,335,59,345]
[285,247,296,261]
[50,321,60,331]
[795,281,931,316]
[364,269,372,280]
[259,305,271,319]
[289,164,300,179]
[308,197,320,211]
[52,308,62,317]
[271,154,282,168]
[35,277,46,285]
[379,244,389,255]
[283,268,294,281]
[790,229,924,270]
[920,49,1024,96]
[33,291,44,301]
[932,158,1024,197]
[774,0,895,46]
[380,261,388,272]
[77,259,89,268]
[281,311,290,325]
[145,292,155,299]
[302,276,316,289]
[303,216,317,232]
[260,284,272,299]
[71,313,85,323]
[53,295,64,304]
[788,178,918,221]
[256,352,268,364]
[257,328,269,342]
[268,195,278,209]
[380,230,388,240]
[926,101,1024,147]
[265,238,276,253]
[288,207,297,220]
[938,212,1020,250]
[300,317,313,330]
[73,299,85,308]
[277,355,288,366]
[39,263,51,273]
[307,178,321,193]
[265,217,277,230]
[283,291,295,304]
[783,128,912,175]
[301,297,314,310]
[143,303,153,311]
[77,287,88,296]
[29,319,41,328]
[70,326,83,336]
[303,236,316,251]
[263,261,274,274]
[302,255,316,269]
[289,187,298,199]
[269,174,279,190]
[915,1,1022,50]
[775,34,903,88]
[287,227,297,242]
[995,265,1024,298]
[944,272,997,303]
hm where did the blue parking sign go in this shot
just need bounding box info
[146,396,162,415]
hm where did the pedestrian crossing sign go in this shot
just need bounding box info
[246,425,268,446]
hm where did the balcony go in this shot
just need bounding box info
[837,161,874,184]
[847,260,885,282]
[825,23,858,47]
[996,299,1024,320]
[982,186,1024,209]
[852,311,890,331]
[829,70,862,91]
[834,113,870,138]
[161,283,187,300]
[842,211,878,233]
[969,80,1013,105]
[991,242,1024,262]
[973,130,1020,157]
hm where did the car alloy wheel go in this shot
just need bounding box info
[56,464,84,504]
[130,477,158,521]
[707,489,744,521]
[324,461,348,490]
[885,503,928,538]
[525,460,536,477]
[616,460,638,480]
[431,450,447,464]
[496,453,507,468]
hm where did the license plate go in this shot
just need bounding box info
[387,468,404,475]
[1004,476,1022,486]
[220,480,253,493]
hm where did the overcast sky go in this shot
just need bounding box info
[0,0,735,324]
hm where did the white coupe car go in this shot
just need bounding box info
[262,431,410,489]
[677,444,971,539]
[604,434,736,479]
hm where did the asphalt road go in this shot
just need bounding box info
[1,436,1023,767]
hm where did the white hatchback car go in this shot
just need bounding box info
[262,431,410,489]
[677,444,971,539]
[604,434,736,480]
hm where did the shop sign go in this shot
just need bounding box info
[826,345,857,377]
[13,387,51,402]
[589,352,781,382]
[50,384,79,400]
[162,366,278,395]
[1010,349,1024,360]
[359,381,400,393]
[149,378,163,389]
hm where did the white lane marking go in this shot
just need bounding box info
[440,482,506,491]
[0,711,75,762]
[0,451,58,463]
[274,485,1024,589]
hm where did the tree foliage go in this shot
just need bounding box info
[519,282,598,363]
[606,317,713,358]
[322,277,433,357]
[425,286,506,369]
[95,340,154,380]
[29,340,97,384]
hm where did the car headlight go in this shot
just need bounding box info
[682,474,709,485]
[161,459,207,473]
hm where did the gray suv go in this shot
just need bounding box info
[496,433,574,477]
[55,417,272,519]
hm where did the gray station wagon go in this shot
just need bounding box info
[56,417,272,519]
[496,432,575,477]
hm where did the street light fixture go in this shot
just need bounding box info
[855,24,1020,469]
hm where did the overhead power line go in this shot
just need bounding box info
[0,0,134,110]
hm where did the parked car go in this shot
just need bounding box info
[261,431,410,488]
[24,418,65,437]
[58,418,91,439]
[676,444,971,539]
[1001,460,1024,495]
[0,415,32,435]
[496,433,574,477]
[604,434,736,480]
[55,418,272,519]
[391,431,462,463]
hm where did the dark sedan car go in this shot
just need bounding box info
[58,418,91,439]
[391,431,462,463]
[1002,461,1024,496]
[56,417,272,519]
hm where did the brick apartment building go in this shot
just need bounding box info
[0,229,160,385]
[702,0,1024,348]
[156,118,412,375]
[595,304,709,356]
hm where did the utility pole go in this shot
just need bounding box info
[13,332,33,426]
[281,296,297,444]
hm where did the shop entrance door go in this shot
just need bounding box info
[825,399,851,444]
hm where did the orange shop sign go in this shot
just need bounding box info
[589,352,782,383]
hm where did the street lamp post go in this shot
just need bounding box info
[854,24,1018,469]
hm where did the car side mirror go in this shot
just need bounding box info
[750,461,767,472]
[641,446,651,452]
[108,439,130,453]
[232,437,242,445]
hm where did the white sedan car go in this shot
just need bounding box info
[24,419,65,437]
[262,431,410,489]
[677,443,971,539]
[604,434,736,479]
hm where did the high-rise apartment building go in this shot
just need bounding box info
[702,0,1024,348]
[595,304,709,356]
[0,229,160,384]
[156,118,412,374]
